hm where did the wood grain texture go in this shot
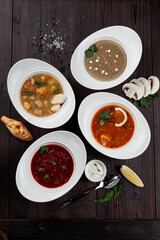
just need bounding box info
[0,219,160,240]
[0,0,12,218]
[0,0,160,237]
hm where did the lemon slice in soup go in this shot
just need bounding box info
[115,107,127,127]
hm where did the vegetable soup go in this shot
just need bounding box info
[91,105,135,148]
[20,74,66,117]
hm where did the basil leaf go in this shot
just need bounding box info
[38,168,44,171]
[92,44,98,52]
[85,49,94,58]
[51,161,56,165]
[99,110,109,119]
[44,174,49,179]
[62,165,66,169]
[40,146,49,154]
[100,119,106,126]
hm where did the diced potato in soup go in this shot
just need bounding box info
[20,74,65,117]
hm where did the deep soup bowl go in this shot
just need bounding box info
[7,58,75,128]
[16,131,87,202]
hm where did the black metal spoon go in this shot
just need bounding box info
[59,173,121,209]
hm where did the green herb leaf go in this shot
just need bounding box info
[99,110,109,119]
[41,94,45,99]
[133,100,139,107]
[133,92,159,108]
[92,44,98,52]
[99,119,106,126]
[93,163,97,167]
[34,79,48,88]
[44,174,49,179]
[147,93,159,100]
[94,178,125,203]
[38,168,44,171]
[62,165,66,169]
[23,91,35,96]
[140,97,149,108]
[85,49,94,58]
[40,145,49,154]
[51,160,56,165]
[53,84,61,94]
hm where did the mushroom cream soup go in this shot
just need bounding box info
[84,40,127,81]
[20,74,66,117]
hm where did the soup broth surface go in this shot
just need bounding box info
[91,105,135,148]
[20,74,64,117]
[85,40,127,81]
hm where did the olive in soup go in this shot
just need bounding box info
[20,74,66,117]
[91,105,135,148]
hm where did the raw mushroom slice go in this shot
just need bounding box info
[115,107,127,127]
[130,79,145,98]
[148,76,160,94]
[122,83,143,100]
[138,77,151,97]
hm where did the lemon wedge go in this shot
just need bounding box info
[120,165,144,187]
[115,107,127,127]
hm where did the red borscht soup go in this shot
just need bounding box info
[31,144,74,188]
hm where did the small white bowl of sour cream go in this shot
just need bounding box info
[85,159,107,182]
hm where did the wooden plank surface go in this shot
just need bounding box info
[0,0,160,238]
[0,219,160,240]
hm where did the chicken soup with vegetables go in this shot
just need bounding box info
[20,74,66,117]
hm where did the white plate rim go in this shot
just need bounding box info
[7,58,76,129]
[78,92,151,159]
[71,25,142,90]
[15,130,87,202]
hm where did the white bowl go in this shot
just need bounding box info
[16,131,87,202]
[85,159,107,182]
[7,58,76,128]
[71,26,142,90]
[78,92,151,159]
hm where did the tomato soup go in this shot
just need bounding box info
[91,105,135,148]
[31,144,74,188]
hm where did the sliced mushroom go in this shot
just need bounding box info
[148,76,159,94]
[50,94,66,105]
[130,79,145,98]
[122,83,143,100]
[51,104,61,113]
[138,77,151,97]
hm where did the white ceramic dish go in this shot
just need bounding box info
[85,159,107,182]
[16,131,87,202]
[71,26,142,90]
[78,92,151,159]
[7,58,76,128]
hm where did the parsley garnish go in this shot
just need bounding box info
[38,168,44,171]
[51,161,56,165]
[133,93,159,108]
[85,44,98,58]
[40,145,49,154]
[62,165,66,169]
[99,110,110,126]
[44,174,49,179]
[53,84,61,94]
[23,91,34,96]
[94,178,125,203]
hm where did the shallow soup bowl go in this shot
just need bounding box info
[16,131,87,202]
[7,59,75,128]
[78,92,151,159]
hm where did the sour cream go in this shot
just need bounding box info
[85,160,107,182]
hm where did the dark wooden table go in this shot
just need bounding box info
[0,0,160,239]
